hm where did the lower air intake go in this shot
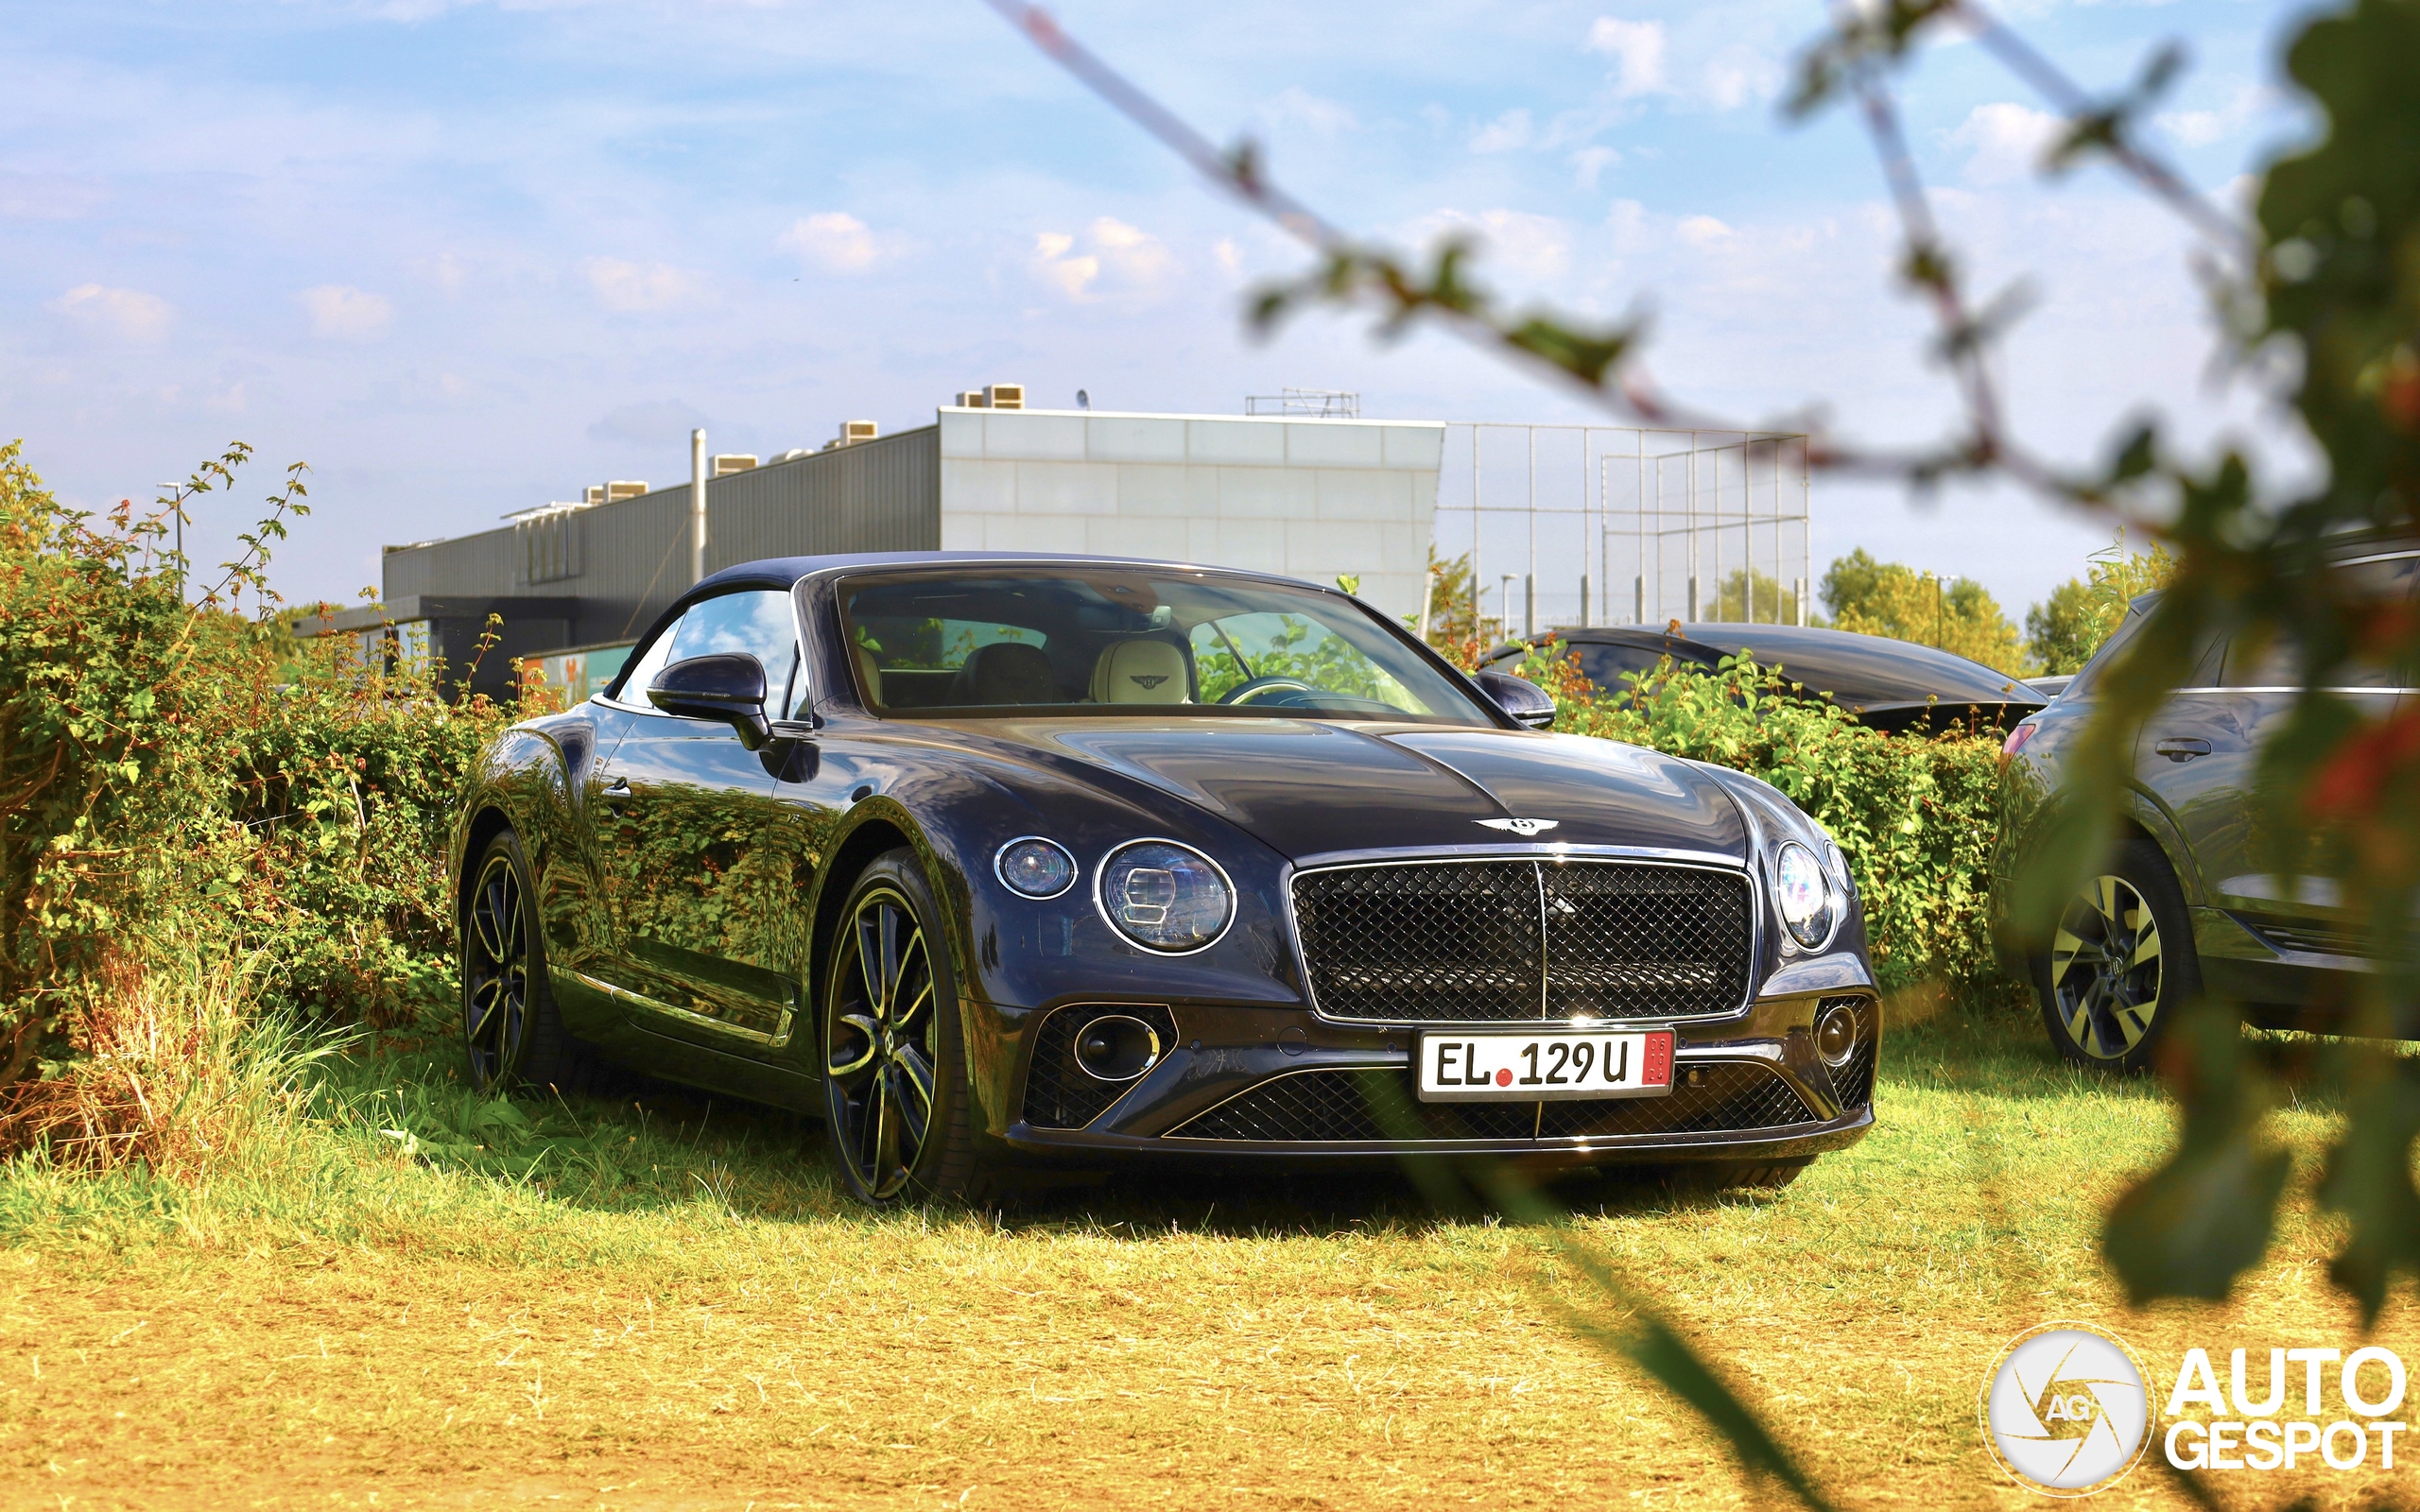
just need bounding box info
[1167,1061,1818,1143]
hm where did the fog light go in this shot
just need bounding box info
[1815,1003,1858,1068]
[1073,1014,1162,1082]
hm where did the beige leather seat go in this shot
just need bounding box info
[1089,639,1190,704]
[855,646,883,706]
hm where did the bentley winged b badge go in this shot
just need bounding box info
[1476,817,1560,836]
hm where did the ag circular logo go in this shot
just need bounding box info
[1979,1322,2154,1496]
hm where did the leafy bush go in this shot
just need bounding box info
[0,440,523,1153]
[1512,643,2004,990]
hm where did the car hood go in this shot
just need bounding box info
[974,718,1748,863]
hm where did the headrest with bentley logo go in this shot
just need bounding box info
[1089,639,1189,705]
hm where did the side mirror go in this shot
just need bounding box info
[1471,669,1556,730]
[649,652,771,748]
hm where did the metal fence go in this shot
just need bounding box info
[1432,423,1810,639]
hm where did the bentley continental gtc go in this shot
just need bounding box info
[451,554,1880,1204]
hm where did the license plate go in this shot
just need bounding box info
[1416,1029,1674,1103]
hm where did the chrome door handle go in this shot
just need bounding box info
[2153,738,2211,763]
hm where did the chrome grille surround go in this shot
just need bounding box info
[1288,853,1759,1025]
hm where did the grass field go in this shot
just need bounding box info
[2,996,2411,1511]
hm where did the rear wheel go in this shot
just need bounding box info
[821,850,1000,1206]
[461,829,607,1095]
[2034,838,2199,1074]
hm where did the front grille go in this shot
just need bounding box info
[1292,859,1752,1023]
[1820,995,1878,1109]
[1022,1005,1180,1130]
[1168,1061,1816,1143]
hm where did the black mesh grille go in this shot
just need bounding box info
[1820,995,1878,1110]
[1021,1005,1180,1130]
[1169,1062,1815,1143]
[1537,1062,1817,1139]
[1169,1070,1539,1142]
[1543,864,1754,1019]
[1292,860,1752,1023]
[1292,863,1543,1022]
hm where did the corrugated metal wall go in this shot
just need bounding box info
[379,425,941,650]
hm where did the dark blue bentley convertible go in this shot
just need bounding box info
[451,553,1879,1205]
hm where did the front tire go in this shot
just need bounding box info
[461,829,605,1095]
[821,850,999,1206]
[2033,837,2199,1073]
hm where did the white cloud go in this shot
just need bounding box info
[1407,208,1570,282]
[298,283,392,340]
[1571,146,1622,190]
[1950,102,2063,186]
[51,283,172,341]
[1676,215,1734,248]
[1261,86,1356,137]
[1585,18,1668,98]
[579,257,704,312]
[2157,84,2263,148]
[1469,108,1533,154]
[1213,238,1242,277]
[1030,218,1175,302]
[779,212,887,274]
[1703,46,1782,112]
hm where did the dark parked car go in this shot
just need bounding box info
[1483,623,2045,734]
[1993,539,2420,1068]
[452,553,1880,1205]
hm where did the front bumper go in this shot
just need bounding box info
[977,988,1880,1170]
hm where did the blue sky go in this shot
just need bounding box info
[1,0,2310,623]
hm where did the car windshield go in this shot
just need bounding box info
[837,568,1492,724]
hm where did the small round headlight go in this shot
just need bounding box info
[1774,841,1836,950]
[1098,840,1233,953]
[995,837,1077,900]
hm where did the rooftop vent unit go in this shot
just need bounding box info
[983,383,1024,411]
[605,480,649,502]
[499,502,584,524]
[955,390,988,408]
[773,448,814,462]
[583,485,607,506]
[826,421,878,450]
[711,454,758,477]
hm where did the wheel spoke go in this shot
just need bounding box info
[877,904,904,1021]
[828,1013,881,1078]
[2096,875,2121,925]
[2130,927,2163,971]
[869,1067,904,1194]
[468,976,503,1047]
[856,908,887,1022]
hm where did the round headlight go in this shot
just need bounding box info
[995,837,1077,900]
[1774,841,1836,950]
[1098,840,1233,953]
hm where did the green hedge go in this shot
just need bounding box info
[1,442,518,1095]
[1513,644,2005,990]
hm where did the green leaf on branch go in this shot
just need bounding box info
[2103,1005,2289,1302]
[2319,1057,2420,1325]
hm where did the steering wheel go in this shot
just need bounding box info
[1218,676,1317,706]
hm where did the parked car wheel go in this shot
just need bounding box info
[821,850,997,1205]
[462,828,605,1095]
[2034,838,2199,1073]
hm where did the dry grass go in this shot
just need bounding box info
[0,1005,2411,1511]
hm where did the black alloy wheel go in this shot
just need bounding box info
[821,850,995,1206]
[464,840,533,1089]
[460,829,603,1094]
[2037,837,2199,1073]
